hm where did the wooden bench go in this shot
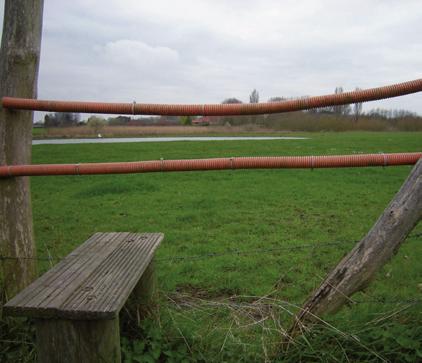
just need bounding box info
[4,232,163,363]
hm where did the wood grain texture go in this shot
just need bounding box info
[36,318,121,363]
[0,0,44,301]
[4,232,163,319]
[125,259,158,324]
[292,158,422,332]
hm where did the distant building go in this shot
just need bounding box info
[192,116,220,126]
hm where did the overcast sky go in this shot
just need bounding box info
[1,0,421,119]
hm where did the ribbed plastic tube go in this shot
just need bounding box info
[0,153,420,177]
[2,79,421,116]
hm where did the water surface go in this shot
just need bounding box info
[33,136,308,145]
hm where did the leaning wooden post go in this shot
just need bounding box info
[290,158,422,335]
[0,0,44,301]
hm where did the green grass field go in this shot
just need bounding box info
[31,127,47,138]
[4,132,422,362]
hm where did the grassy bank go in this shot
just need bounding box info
[32,112,422,140]
[33,124,276,139]
[2,132,422,362]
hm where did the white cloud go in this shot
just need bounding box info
[96,40,179,67]
[0,0,421,117]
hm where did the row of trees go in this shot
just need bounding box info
[42,113,180,128]
[42,87,419,128]
[221,87,364,121]
[309,87,363,121]
[44,112,81,127]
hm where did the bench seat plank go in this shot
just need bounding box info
[4,232,163,320]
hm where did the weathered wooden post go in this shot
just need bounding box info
[290,158,422,335]
[0,0,44,300]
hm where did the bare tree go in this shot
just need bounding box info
[222,98,243,104]
[268,97,286,103]
[247,89,260,123]
[221,98,243,125]
[353,87,363,122]
[249,89,259,103]
[333,86,351,116]
[44,112,80,127]
[87,116,106,134]
[332,87,343,115]
[0,0,44,300]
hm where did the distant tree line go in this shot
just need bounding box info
[44,112,81,127]
[42,87,421,131]
[44,113,180,127]
[216,87,420,129]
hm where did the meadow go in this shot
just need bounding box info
[2,132,422,362]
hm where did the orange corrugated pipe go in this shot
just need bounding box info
[2,79,422,116]
[0,153,420,177]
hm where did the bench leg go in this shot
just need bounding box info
[126,259,158,325]
[35,318,121,363]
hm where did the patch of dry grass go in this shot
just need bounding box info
[45,124,273,138]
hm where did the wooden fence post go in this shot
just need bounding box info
[290,158,422,335]
[0,0,44,300]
